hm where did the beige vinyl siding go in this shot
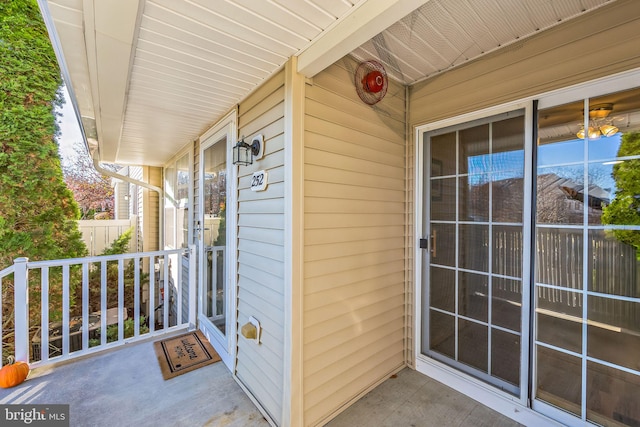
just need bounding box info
[236,70,286,426]
[142,166,161,252]
[410,0,640,126]
[129,166,143,252]
[303,57,406,426]
[114,180,129,220]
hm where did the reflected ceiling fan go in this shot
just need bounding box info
[576,103,622,139]
[354,60,388,105]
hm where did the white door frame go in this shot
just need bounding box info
[198,110,238,370]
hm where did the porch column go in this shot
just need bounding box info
[188,244,197,329]
[13,257,29,362]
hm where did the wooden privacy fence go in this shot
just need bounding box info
[535,228,639,330]
[76,217,137,256]
[463,226,639,330]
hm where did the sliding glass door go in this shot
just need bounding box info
[420,81,640,426]
[422,110,528,396]
[534,86,640,426]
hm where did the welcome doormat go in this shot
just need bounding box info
[153,330,221,380]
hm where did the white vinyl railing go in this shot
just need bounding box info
[0,246,196,367]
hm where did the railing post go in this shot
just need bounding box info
[188,245,197,329]
[13,257,29,362]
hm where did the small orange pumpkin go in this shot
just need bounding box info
[0,356,29,388]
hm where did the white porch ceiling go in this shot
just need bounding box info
[350,0,616,85]
[40,0,616,166]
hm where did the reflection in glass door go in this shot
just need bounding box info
[201,138,227,336]
[535,86,640,425]
[422,111,527,395]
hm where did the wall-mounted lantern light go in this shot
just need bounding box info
[233,134,263,166]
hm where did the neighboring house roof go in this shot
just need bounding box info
[466,174,612,224]
[538,173,611,224]
[38,0,615,166]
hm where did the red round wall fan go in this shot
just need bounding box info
[354,60,388,105]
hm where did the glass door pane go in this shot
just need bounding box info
[535,86,640,425]
[202,139,227,335]
[422,111,525,395]
[176,154,190,249]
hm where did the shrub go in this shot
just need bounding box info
[89,316,149,347]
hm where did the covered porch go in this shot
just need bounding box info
[0,339,519,427]
[26,0,640,425]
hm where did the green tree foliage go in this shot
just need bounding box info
[0,0,87,268]
[77,228,146,317]
[602,132,640,258]
[99,227,133,256]
[0,0,87,360]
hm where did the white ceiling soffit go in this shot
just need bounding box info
[44,0,384,166]
[350,0,616,85]
[42,0,142,162]
[296,0,432,76]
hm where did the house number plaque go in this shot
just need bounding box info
[251,170,268,192]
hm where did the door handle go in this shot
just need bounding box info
[195,221,208,231]
[194,221,210,240]
[419,230,437,258]
[431,229,437,258]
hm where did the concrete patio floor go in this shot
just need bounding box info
[327,368,522,427]
[0,336,521,427]
[0,336,269,427]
